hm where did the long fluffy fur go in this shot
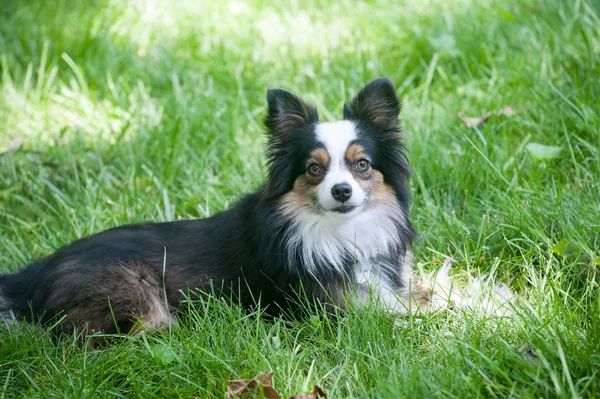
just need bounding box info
[415,261,514,317]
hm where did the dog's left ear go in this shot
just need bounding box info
[343,78,400,127]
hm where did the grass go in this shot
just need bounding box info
[1,0,599,397]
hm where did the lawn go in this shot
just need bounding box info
[1,0,599,397]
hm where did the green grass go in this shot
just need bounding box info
[1,0,599,397]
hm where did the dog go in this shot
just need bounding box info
[0,78,511,337]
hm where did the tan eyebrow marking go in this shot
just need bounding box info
[309,147,330,168]
[345,143,370,163]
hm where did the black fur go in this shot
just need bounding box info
[0,78,414,335]
[264,88,320,198]
[345,78,411,211]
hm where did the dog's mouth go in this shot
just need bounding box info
[330,205,357,214]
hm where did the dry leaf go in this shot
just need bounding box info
[225,372,327,399]
[517,343,539,362]
[457,106,516,128]
[227,372,282,399]
[457,111,493,128]
[288,385,328,399]
[0,136,23,156]
[500,106,516,117]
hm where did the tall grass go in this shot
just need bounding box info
[1,0,599,397]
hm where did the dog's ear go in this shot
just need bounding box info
[264,89,318,198]
[265,89,319,141]
[343,78,400,127]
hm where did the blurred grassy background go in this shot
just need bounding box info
[1,0,599,397]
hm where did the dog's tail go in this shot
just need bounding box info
[415,260,514,317]
[0,274,18,325]
[0,261,46,326]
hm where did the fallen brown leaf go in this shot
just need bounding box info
[517,343,539,362]
[0,136,23,156]
[227,372,282,399]
[288,385,328,399]
[457,106,516,128]
[500,105,516,117]
[457,111,493,128]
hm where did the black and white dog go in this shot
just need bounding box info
[0,78,508,337]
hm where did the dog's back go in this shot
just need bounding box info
[0,213,237,331]
[0,193,317,333]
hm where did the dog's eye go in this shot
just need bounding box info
[354,159,370,171]
[307,164,323,176]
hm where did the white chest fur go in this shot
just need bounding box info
[284,202,406,275]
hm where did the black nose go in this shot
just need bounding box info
[331,183,353,202]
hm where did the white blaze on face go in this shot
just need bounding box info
[315,121,366,213]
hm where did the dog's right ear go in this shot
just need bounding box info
[264,89,319,142]
[264,89,318,198]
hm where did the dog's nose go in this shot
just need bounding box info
[331,183,353,202]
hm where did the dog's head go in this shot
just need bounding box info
[264,78,410,222]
